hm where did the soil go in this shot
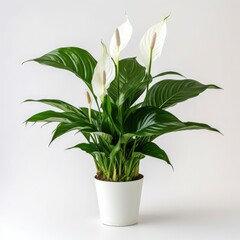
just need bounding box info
[95,174,144,182]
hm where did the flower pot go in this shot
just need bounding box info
[95,175,144,226]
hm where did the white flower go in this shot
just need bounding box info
[92,42,116,101]
[139,16,168,71]
[110,15,133,63]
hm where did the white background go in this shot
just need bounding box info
[1,0,240,239]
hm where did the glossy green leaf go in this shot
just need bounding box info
[50,122,94,144]
[123,103,142,122]
[144,79,221,109]
[27,47,97,88]
[92,132,113,144]
[136,142,171,166]
[109,139,121,169]
[149,121,221,142]
[153,71,185,79]
[96,135,114,155]
[124,106,185,136]
[101,95,113,120]
[79,107,101,130]
[24,99,83,115]
[108,58,148,107]
[121,133,134,144]
[177,121,221,134]
[25,110,81,124]
[101,95,121,134]
[67,143,100,154]
[125,106,220,137]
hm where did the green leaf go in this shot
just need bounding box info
[109,139,121,168]
[108,58,149,107]
[80,107,99,118]
[82,132,91,142]
[149,121,221,142]
[26,47,97,88]
[144,79,221,109]
[67,143,100,154]
[124,106,185,136]
[96,136,113,155]
[79,107,101,130]
[50,122,94,144]
[153,71,185,79]
[91,152,108,174]
[136,142,172,166]
[123,102,142,122]
[24,99,83,115]
[125,106,220,137]
[101,95,121,134]
[92,132,113,144]
[25,110,82,124]
[178,121,221,134]
[101,95,113,120]
[121,133,134,144]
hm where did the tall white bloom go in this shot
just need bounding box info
[139,16,168,72]
[92,42,116,101]
[110,16,133,63]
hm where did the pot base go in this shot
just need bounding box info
[102,221,138,227]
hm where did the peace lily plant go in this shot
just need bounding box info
[24,16,220,183]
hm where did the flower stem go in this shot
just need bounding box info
[144,49,153,101]
[116,56,120,100]
[88,106,92,124]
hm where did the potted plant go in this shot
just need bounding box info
[24,15,220,226]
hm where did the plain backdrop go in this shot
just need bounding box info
[1,0,240,239]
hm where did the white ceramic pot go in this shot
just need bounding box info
[95,175,144,226]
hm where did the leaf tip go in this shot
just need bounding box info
[210,127,223,135]
[22,59,33,65]
[48,134,56,147]
[21,99,32,104]
[218,130,224,136]
[209,84,223,90]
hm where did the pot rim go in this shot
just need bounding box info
[94,174,144,183]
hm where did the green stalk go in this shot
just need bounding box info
[116,56,120,101]
[112,165,118,181]
[146,49,153,96]
[118,143,126,179]
[148,49,153,77]
[94,95,101,112]
[126,138,137,179]
[119,153,122,179]
[88,106,92,124]
[90,135,101,175]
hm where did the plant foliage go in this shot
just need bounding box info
[24,16,220,181]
